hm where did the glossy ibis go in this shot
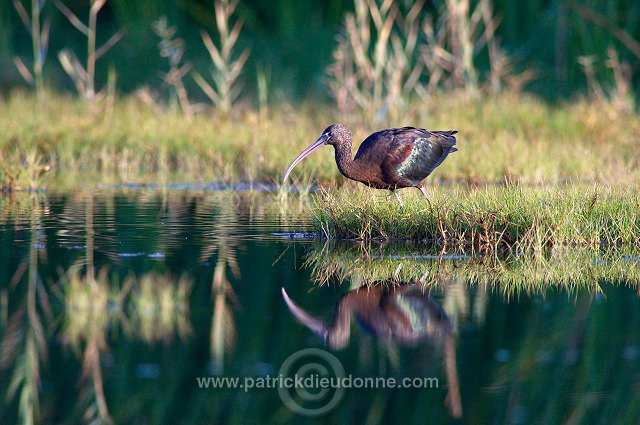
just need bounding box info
[282,124,458,206]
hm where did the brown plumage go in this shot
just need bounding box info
[282,124,458,206]
[281,285,451,349]
[281,284,463,418]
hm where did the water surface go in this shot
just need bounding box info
[1,189,639,424]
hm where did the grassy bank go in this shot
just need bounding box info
[1,91,640,189]
[312,185,640,250]
[0,92,328,189]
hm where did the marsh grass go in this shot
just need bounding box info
[193,0,250,115]
[12,0,50,98]
[153,17,194,118]
[0,90,639,190]
[328,0,516,124]
[55,0,123,100]
[0,151,51,190]
[306,241,640,295]
[0,92,332,189]
[312,185,640,250]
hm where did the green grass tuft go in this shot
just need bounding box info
[312,185,640,251]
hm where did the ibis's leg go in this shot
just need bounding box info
[417,184,433,201]
[393,189,405,208]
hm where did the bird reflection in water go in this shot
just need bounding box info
[281,282,463,418]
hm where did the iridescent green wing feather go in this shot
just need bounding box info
[395,131,457,183]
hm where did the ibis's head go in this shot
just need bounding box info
[281,124,352,184]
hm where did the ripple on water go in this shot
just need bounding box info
[1,188,315,260]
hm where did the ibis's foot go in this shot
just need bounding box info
[417,185,433,201]
[393,190,405,208]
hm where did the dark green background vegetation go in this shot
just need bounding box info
[1,0,639,100]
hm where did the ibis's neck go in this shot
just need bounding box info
[334,141,358,180]
[327,297,353,349]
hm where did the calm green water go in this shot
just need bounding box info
[1,189,640,424]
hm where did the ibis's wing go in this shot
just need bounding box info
[353,128,405,164]
[354,127,425,168]
[384,130,457,184]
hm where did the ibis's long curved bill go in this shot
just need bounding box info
[281,134,328,184]
[281,288,327,336]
